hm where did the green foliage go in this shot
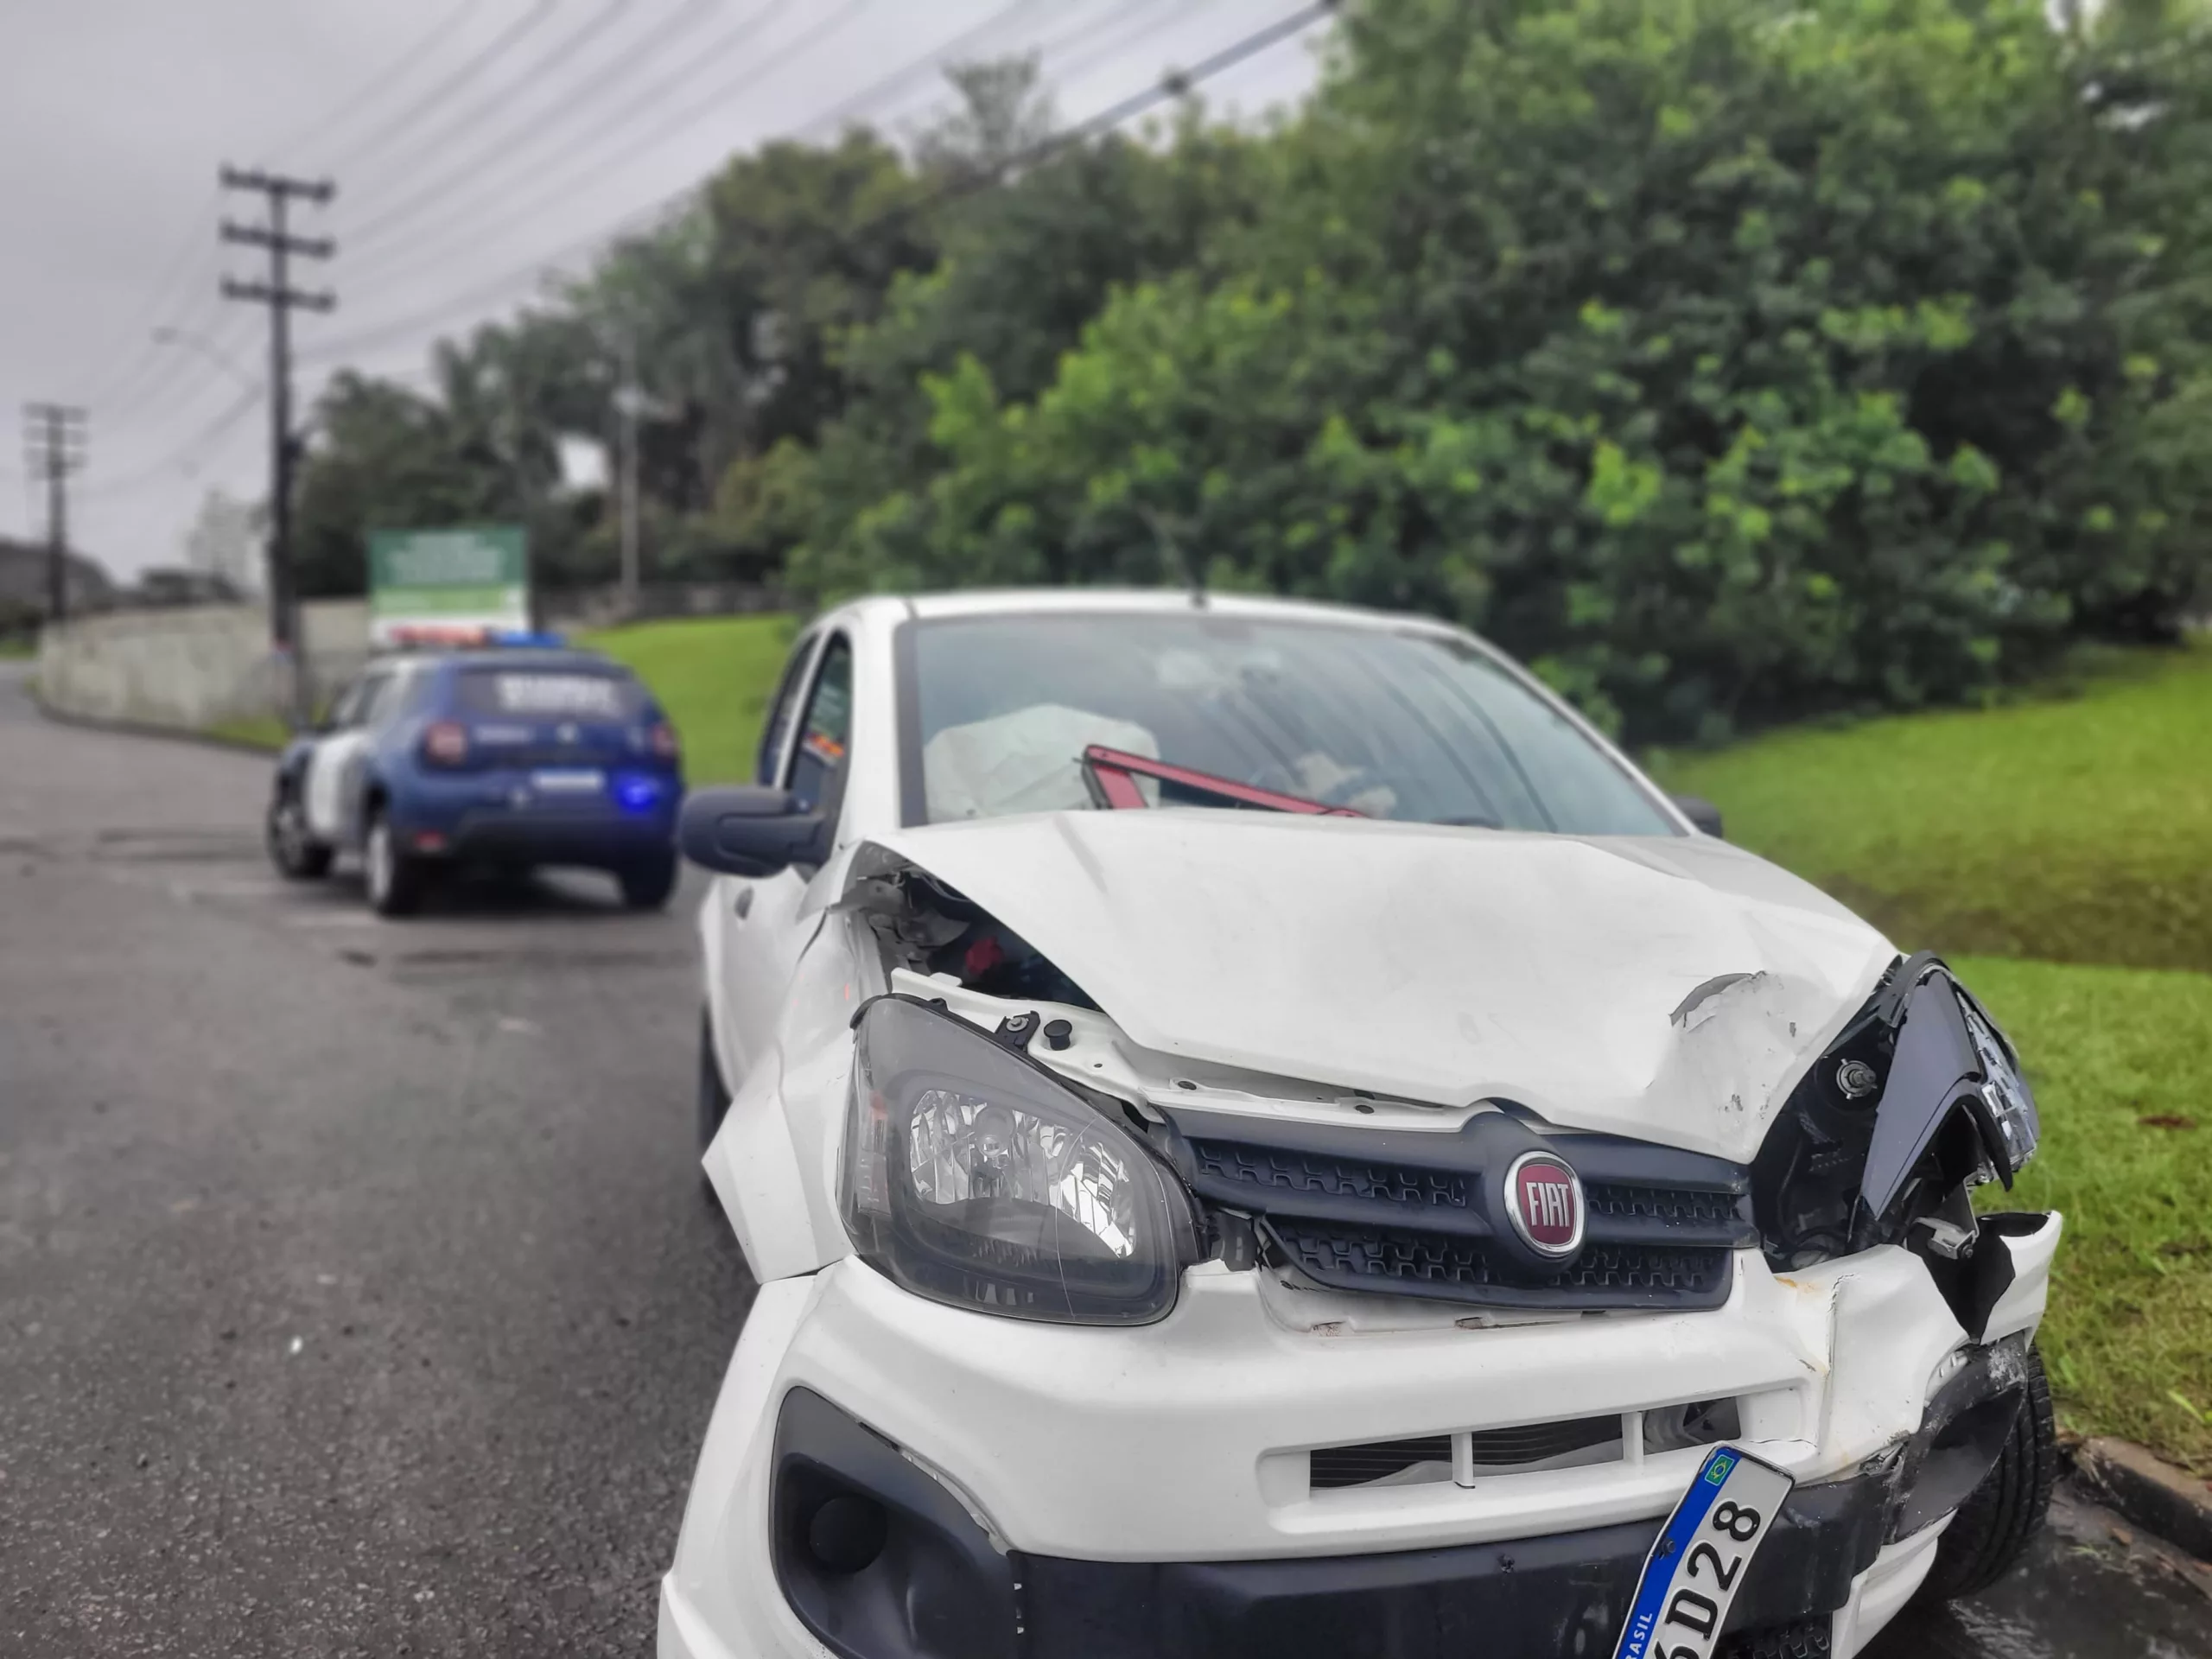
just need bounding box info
[1652,638,2212,970]
[579,613,798,785]
[790,0,2212,740]
[294,10,2212,734]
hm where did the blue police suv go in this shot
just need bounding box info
[264,639,684,917]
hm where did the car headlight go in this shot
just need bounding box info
[841,995,1196,1325]
[1959,991,2039,1177]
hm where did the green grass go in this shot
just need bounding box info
[0,635,35,660]
[1956,955,2212,1474]
[1653,638,2212,973]
[206,715,289,750]
[582,613,797,785]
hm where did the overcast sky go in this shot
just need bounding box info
[1,0,1327,579]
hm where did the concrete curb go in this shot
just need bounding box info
[28,690,284,759]
[2070,1436,2212,1562]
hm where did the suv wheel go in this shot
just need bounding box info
[365,807,426,918]
[619,851,679,912]
[266,786,333,879]
[1914,1346,2057,1602]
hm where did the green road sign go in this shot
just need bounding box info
[367,524,530,642]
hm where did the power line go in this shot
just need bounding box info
[77,0,503,416]
[343,0,791,265]
[344,0,734,251]
[305,0,1061,363]
[79,386,263,500]
[285,0,500,167]
[336,0,635,202]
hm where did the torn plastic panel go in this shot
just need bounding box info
[1751,955,2048,1337]
[1858,966,2034,1229]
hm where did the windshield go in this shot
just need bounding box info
[905,613,1675,836]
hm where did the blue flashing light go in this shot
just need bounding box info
[614,774,662,813]
[488,627,567,648]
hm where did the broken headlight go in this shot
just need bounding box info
[841,995,1196,1325]
[1752,956,2039,1269]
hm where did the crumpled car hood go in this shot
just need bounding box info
[851,810,1896,1163]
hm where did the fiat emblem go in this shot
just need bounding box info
[1503,1150,1585,1260]
[557,721,579,744]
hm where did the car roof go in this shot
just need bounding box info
[374,647,623,674]
[828,588,1463,636]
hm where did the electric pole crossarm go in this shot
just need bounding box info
[221,221,337,259]
[220,277,338,312]
[219,165,335,204]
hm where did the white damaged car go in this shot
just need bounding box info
[662,590,2057,1659]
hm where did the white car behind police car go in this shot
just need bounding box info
[662,590,2056,1659]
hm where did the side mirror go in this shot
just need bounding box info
[1670,794,1725,839]
[679,785,831,879]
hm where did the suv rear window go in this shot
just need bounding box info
[454,667,641,720]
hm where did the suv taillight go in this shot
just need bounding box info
[649,721,679,760]
[422,721,469,766]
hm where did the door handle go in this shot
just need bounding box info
[733,886,753,919]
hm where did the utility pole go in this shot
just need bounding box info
[22,404,87,626]
[615,334,641,616]
[220,164,334,727]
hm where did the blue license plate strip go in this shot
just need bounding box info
[1611,1445,1796,1659]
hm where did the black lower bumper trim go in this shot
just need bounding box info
[770,1388,1897,1659]
[1014,1476,1883,1659]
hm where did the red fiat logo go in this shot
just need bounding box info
[1506,1153,1585,1258]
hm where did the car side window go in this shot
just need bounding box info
[757,636,817,786]
[349,672,395,730]
[787,636,853,817]
[324,677,367,730]
[361,671,409,729]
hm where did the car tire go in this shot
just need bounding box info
[619,852,679,912]
[696,1011,731,1159]
[266,786,333,880]
[1720,1622,1829,1659]
[364,806,426,918]
[1914,1346,2057,1603]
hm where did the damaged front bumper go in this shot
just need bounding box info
[657,1212,2059,1659]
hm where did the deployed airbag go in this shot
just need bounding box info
[923,704,1159,821]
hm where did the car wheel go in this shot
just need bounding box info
[619,851,680,912]
[265,786,333,880]
[1914,1347,2057,1603]
[696,1010,731,1158]
[364,806,426,918]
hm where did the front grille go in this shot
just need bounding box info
[1305,1410,1706,1493]
[1163,1106,1753,1313]
[1194,1144,1471,1214]
[1466,1414,1621,1466]
[1310,1436,1452,1490]
[1583,1181,1741,1229]
[1268,1219,1735,1311]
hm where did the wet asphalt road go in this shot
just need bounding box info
[2,662,2206,1657]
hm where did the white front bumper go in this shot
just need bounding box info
[661,1217,2058,1659]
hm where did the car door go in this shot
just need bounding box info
[303,671,386,845]
[717,630,853,1085]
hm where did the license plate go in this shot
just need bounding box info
[1611,1446,1796,1659]
[531,767,604,793]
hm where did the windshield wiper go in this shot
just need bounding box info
[1079,744,1366,817]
